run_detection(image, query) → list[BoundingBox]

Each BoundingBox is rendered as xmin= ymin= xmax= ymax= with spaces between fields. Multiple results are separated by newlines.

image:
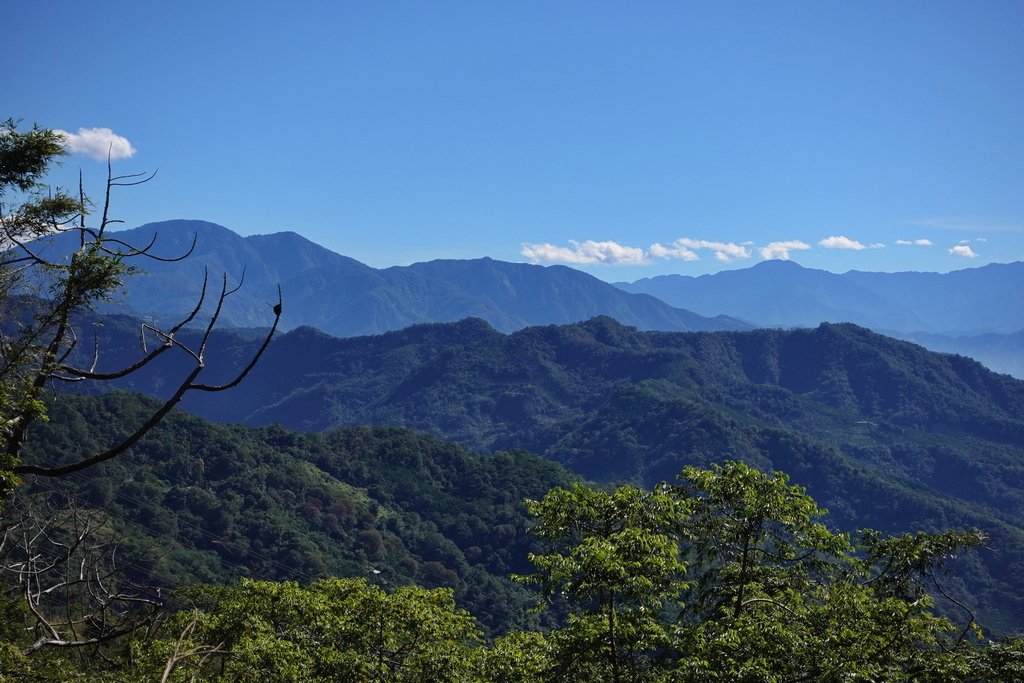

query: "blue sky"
xmin=9 ymin=1 xmax=1024 ymax=280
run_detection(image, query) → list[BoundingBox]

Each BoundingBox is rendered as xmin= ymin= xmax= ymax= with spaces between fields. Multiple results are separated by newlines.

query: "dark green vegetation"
xmin=5 ymin=454 xmax=1022 ymax=681
xmin=14 ymin=391 xmax=575 ymax=636
xmin=65 ymin=314 xmax=1024 ymax=633
xmin=33 ymin=219 xmax=747 ymax=336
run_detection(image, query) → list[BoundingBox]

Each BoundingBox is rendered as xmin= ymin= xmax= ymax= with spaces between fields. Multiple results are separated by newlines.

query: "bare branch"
xmin=930 ymin=573 xmax=976 ymax=650
xmin=56 ymin=330 xmax=173 ymax=381
xmin=191 ymin=285 xmax=281 ymax=392
xmin=740 ymin=597 xmax=802 ymax=621
xmin=55 ymin=270 xmax=210 ymax=381
xmin=53 ymin=322 xmax=81 ymax=367
xmin=1 ymin=224 xmax=51 ymax=267
xmin=110 ymin=169 xmax=158 ymax=187
xmin=160 ymin=615 xmax=226 ymax=683
xmin=13 ymin=364 xmax=203 ymax=477
xmin=98 ymin=230 xmax=198 ymax=263
xmin=78 ymin=170 xmax=86 ymax=246
xmin=0 ymin=499 xmax=164 ymax=657
xmin=16 ymin=277 xmax=279 ymax=475
xmin=197 ymin=273 xmax=231 ymax=361
xmin=23 ymin=622 xmax=150 ymax=655
xmin=167 ymin=268 xmax=210 ymax=335
xmin=225 ymin=265 xmax=246 ymax=297
xmin=102 ymin=230 xmax=159 ymax=257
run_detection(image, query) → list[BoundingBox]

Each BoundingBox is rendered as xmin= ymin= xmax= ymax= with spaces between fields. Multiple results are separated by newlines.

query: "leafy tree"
xmin=516 ymin=482 xmax=688 ymax=681
xmin=0 ymin=119 xmax=79 ymax=499
xmin=517 ymin=462 xmax=1023 ymax=682
xmin=474 ymin=630 xmax=553 ymax=682
xmin=135 ymin=578 xmax=482 ymax=682
xmin=676 ymin=460 xmax=852 ymax=621
xmin=667 ymin=462 xmax=968 ymax=680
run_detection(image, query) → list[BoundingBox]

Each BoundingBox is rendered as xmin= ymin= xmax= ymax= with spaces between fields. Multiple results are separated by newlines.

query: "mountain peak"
xmin=88 ymin=219 xmax=746 ymax=337
xmin=130 ymin=218 xmax=240 ymax=238
xmin=751 ymin=259 xmax=807 ymax=270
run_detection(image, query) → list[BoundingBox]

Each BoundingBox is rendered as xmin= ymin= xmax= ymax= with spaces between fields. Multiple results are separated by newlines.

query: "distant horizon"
xmin=113 ymin=217 xmax=1020 ymax=284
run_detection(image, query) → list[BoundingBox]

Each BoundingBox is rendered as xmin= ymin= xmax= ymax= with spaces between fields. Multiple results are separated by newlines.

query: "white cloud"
xmin=649 ymin=242 xmax=698 ymax=261
xmin=819 ymin=235 xmax=884 ymax=250
xmin=674 ymin=237 xmax=751 ymax=262
xmin=521 ymin=240 xmax=649 ymax=265
xmin=975 ymin=237 xmax=987 ymax=242
xmin=949 ymin=245 xmax=978 ymax=258
xmin=55 ymin=127 xmax=136 ymax=161
xmin=895 ymin=238 xmax=933 ymax=246
xmin=522 ymin=235 xmax=752 ymax=265
xmin=759 ymin=240 xmax=811 ymax=260
xmin=649 ymin=237 xmax=750 ymax=262
xmin=819 ymin=235 xmax=864 ymax=250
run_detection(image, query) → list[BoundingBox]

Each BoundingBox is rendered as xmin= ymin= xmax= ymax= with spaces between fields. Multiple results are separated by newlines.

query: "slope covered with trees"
xmin=12 ymin=391 xmax=575 ymax=637
xmin=54 ymin=314 xmax=1024 ymax=632
xmin=5 ymin=445 xmax=1022 ymax=681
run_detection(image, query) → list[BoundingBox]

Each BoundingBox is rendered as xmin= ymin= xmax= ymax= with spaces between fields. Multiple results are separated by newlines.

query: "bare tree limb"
xmin=0 ymin=499 xmax=164 ymax=657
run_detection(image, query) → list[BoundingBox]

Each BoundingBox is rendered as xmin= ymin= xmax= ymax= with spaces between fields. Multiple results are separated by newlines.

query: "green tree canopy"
xmin=517 ymin=461 xmax=1020 ymax=682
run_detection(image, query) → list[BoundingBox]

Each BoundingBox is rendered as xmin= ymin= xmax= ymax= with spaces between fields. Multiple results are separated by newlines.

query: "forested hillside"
xmin=15 ymin=392 xmax=575 ymax=636
xmin=58 ymin=314 xmax=1024 ymax=633
xmin=11 ymin=417 xmax=1021 ymax=680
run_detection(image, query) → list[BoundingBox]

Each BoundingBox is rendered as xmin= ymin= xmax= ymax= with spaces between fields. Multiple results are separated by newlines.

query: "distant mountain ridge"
xmin=31 ymin=219 xmax=746 ymax=336
xmin=617 ymin=259 xmax=1024 ymax=377
xmin=619 ymin=258 xmax=1024 ymax=334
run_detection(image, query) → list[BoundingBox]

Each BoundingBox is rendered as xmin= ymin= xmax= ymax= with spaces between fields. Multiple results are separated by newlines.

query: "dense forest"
xmin=13 ymin=392 xmax=574 ymax=636
xmin=4 ymin=120 xmax=1024 ymax=680
xmin=62 ymin=311 xmax=1024 ymax=633
xmin=4 ymin=392 xmax=1024 ymax=680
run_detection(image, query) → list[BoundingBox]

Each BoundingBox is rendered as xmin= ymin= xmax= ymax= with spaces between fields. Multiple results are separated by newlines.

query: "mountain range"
xmin=109 ymin=220 xmax=1024 ymax=340
xmin=30 ymin=219 xmax=745 ymax=336
xmin=28 ymin=220 xmax=1021 ymax=376
xmin=65 ymin=313 xmax=1024 ymax=633
xmin=619 ymin=258 xmax=1024 ymax=334
xmin=618 ymin=259 xmax=1024 ymax=377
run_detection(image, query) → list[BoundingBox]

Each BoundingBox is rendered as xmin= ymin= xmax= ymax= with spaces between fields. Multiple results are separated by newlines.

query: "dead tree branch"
xmin=0 ymin=498 xmax=164 ymax=657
